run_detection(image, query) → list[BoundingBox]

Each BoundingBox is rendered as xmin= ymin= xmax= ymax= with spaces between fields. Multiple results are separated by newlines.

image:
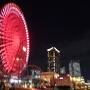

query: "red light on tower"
xmin=0 ymin=3 xmax=30 ymax=75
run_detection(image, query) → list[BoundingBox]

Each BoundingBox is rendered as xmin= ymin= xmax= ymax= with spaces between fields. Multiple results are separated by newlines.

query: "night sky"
xmin=1 ymin=1 xmax=90 ymax=80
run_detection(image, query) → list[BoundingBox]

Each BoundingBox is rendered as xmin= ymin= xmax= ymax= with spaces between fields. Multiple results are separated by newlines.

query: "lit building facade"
xmin=60 ymin=66 xmax=66 ymax=74
xmin=47 ymin=47 xmax=60 ymax=74
xmin=27 ymin=65 xmax=41 ymax=79
xmin=69 ymin=60 xmax=81 ymax=77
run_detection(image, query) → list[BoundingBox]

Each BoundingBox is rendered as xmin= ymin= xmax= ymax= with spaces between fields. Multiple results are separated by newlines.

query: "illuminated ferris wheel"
xmin=0 ymin=3 xmax=29 ymax=75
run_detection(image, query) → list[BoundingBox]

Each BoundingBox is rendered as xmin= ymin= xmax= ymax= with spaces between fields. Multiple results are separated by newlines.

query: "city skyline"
xmin=1 ymin=0 xmax=90 ymax=80
xmin=32 ymin=1 xmax=90 ymax=80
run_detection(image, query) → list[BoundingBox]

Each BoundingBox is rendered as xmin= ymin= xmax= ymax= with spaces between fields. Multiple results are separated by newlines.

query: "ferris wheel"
xmin=0 ymin=3 xmax=30 ymax=75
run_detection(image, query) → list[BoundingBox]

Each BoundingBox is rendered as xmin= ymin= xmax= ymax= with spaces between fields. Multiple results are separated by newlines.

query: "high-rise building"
xmin=60 ymin=66 xmax=66 ymax=74
xmin=47 ymin=47 xmax=60 ymax=74
xmin=69 ymin=60 xmax=81 ymax=77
